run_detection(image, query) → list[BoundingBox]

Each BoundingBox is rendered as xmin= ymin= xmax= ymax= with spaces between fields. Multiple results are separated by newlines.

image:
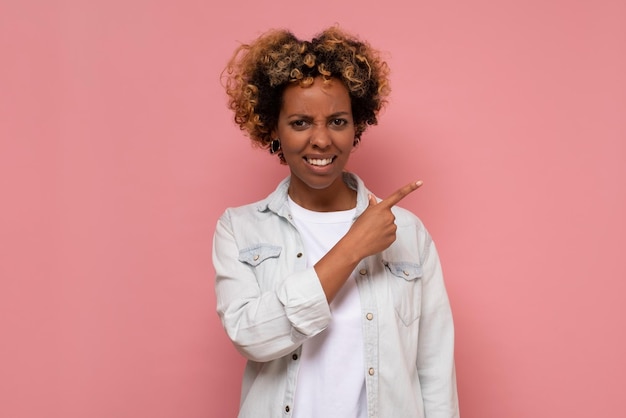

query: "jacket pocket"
xmin=383 ymin=260 xmax=423 ymax=326
xmin=238 ymin=244 xmax=282 ymax=267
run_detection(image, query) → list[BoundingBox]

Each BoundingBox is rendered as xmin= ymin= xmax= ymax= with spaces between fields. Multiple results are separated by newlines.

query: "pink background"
xmin=1 ymin=1 xmax=625 ymax=417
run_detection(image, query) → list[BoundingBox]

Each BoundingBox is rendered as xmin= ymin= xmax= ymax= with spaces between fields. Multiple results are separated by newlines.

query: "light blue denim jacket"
xmin=213 ymin=172 xmax=459 ymax=418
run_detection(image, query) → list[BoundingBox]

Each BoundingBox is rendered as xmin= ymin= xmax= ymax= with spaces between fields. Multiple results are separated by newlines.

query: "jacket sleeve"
xmin=416 ymin=230 xmax=460 ymax=418
xmin=212 ymin=210 xmax=332 ymax=362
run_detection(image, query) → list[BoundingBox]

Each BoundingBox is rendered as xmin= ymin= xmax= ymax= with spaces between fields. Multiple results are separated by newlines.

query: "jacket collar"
xmin=257 ymin=172 xmax=371 ymax=219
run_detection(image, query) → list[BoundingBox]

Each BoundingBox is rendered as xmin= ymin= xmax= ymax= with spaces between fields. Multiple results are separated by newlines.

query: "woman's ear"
xmin=269 ymin=138 xmax=281 ymax=154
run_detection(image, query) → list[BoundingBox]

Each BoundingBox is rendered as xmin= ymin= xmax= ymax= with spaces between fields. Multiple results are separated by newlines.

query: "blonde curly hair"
xmin=222 ymin=26 xmax=391 ymax=151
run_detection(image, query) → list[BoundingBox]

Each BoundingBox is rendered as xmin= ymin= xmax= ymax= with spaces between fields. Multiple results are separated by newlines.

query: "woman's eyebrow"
xmin=327 ymin=111 xmax=351 ymax=118
xmin=286 ymin=111 xmax=351 ymax=119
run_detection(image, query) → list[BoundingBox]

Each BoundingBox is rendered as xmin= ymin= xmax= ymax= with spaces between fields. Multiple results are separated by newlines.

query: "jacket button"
xmin=285 ymin=405 xmax=290 ymax=412
xmin=403 ymin=270 xmax=409 ymax=276
xmin=253 ymin=254 xmax=259 ymax=261
xmin=366 ymin=313 xmax=373 ymax=321
xmin=368 ymin=367 xmax=375 ymax=376
xmin=359 ymin=268 xmax=367 ymax=275
xmin=292 ymin=353 xmax=298 ymax=360
xmin=296 ymin=252 xmax=303 ymax=258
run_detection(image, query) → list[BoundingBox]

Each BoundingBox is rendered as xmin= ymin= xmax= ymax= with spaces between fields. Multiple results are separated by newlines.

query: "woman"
xmin=213 ymin=26 xmax=459 ymax=418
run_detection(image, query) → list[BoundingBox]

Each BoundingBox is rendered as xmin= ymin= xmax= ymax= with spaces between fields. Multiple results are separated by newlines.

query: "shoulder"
xmin=224 ymin=199 xmax=266 ymax=216
xmin=391 ymin=205 xmax=426 ymax=230
xmin=218 ymin=176 xmax=291 ymax=225
xmin=218 ymin=198 xmax=271 ymax=226
xmin=389 ymin=205 xmax=435 ymax=259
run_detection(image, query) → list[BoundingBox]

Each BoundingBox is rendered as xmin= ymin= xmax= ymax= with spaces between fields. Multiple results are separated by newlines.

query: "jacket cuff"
xmin=277 ymin=267 xmax=331 ymax=338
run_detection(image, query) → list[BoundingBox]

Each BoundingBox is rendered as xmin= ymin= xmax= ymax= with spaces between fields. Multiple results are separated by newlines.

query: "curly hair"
xmin=222 ymin=26 xmax=391 ymax=151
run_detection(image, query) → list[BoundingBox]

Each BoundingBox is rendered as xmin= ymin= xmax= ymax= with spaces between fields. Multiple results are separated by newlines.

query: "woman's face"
xmin=274 ymin=77 xmax=356 ymax=196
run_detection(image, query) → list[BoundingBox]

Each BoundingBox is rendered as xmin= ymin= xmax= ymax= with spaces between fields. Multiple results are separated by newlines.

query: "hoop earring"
xmin=269 ymin=138 xmax=281 ymax=154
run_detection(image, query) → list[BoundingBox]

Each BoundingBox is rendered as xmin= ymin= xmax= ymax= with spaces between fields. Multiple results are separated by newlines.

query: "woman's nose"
xmin=309 ymin=127 xmax=332 ymax=148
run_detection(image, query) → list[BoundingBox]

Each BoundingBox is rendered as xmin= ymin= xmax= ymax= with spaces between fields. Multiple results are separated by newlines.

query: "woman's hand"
xmin=314 ymin=180 xmax=423 ymax=302
xmin=347 ymin=180 xmax=423 ymax=259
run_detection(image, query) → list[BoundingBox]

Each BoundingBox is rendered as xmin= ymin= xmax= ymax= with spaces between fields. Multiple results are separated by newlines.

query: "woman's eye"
xmin=289 ymin=120 xmax=310 ymax=130
xmin=330 ymin=119 xmax=348 ymax=127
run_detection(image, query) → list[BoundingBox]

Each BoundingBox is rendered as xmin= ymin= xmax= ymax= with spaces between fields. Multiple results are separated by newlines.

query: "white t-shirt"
xmin=288 ymin=196 xmax=367 ymax=418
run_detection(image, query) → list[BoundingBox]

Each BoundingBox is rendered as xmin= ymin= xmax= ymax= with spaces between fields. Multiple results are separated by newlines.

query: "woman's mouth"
xmin=305 ymin=157 xmax=335 ymax=167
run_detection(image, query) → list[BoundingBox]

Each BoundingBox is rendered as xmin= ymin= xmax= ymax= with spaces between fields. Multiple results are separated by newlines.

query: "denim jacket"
xmin=213 ymin=172 xmax=459 ymax=418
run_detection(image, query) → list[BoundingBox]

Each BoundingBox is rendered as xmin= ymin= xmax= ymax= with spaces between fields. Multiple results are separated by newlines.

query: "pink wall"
xmin=1 ymin=1 xmax=624 ymax=417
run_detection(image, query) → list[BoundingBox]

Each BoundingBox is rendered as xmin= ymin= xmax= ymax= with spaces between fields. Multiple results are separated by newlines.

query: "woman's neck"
xmin=287 ymin=177 xmax=356 ymax=212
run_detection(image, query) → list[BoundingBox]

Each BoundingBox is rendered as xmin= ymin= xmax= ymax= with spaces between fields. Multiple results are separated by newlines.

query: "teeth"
xmin=307 ymin=157 xmax=333 ymax=166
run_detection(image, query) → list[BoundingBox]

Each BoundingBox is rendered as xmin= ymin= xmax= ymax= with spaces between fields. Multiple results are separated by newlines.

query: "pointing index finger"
xmin=379 ymin=180 xmax=423 ymax=208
